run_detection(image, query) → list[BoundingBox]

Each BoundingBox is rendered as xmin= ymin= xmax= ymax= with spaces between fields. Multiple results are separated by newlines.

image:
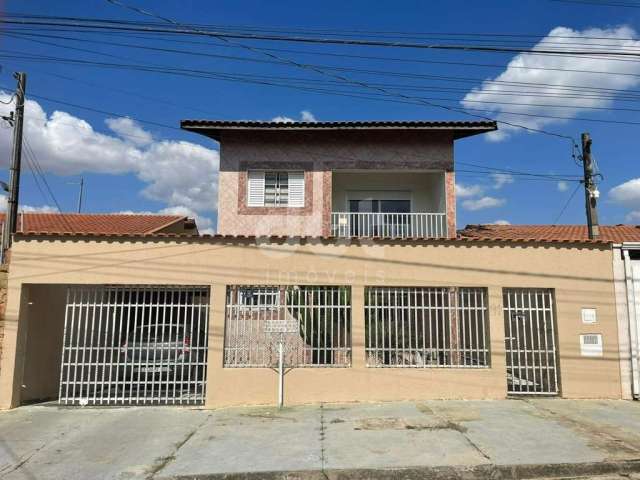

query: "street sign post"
xmin=265 ymin=319 xmax=299 ymax=408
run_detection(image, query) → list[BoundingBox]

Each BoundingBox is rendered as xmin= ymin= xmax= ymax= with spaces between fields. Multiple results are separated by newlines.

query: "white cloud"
xmin=271 ymin=110 xmax=317 ymax=123
xmin=462 ymin=196 xmax=506 ymax=211
xmin=0 ymin=92 xmax=220 ymax=219
xmin=120 ymin=205 xmax=215 ymax=234
xmin=271 ymin=115 xmax=295 ymax=123
xmin=0 ymin=194 xmax=57 ymax=213
xmin=557 ymin=181 xmax=569 ymax=192
xmin=492 ymin=219 xmax=511 ymax=225
xmin=104 ymin=117 xmax=153 ymax=147
xmin=300 ymin=110 xmax=316 ymax=122
xmin=491 ymin=173 xmax=514 ymax=189
xmin=626 ymin=211 xmax=640 ymax=222
xmin=456 ymin=182 xmax=484 ymax=198
xmin=609 ymin=177 xmax=640 ymax=222
xmin=461 ymin=26 xmax=640 ymax=141
xmin=610 ymin=178 xmax=640 ymax=208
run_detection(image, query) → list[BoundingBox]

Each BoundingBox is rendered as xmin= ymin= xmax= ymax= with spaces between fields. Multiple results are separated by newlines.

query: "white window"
xmin=238 ymin=287 xmax=280 ymax=307
xmin=247 ymin=171 xmax=304 ymax=207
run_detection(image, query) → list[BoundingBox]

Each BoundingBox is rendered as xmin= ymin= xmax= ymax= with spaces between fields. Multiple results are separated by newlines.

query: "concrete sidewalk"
xmin=1 ymin=399 xmax=640 ymax=479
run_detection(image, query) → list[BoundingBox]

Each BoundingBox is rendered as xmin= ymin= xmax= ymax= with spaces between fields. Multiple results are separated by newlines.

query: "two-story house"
xmin=181 ymin=120 xmax=496 ymax=238
xmin=0 ymin=119 xmax=634 ymax=410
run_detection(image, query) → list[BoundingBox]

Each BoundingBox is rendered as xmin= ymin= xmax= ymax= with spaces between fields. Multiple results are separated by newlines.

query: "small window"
xmin=265 ymin=172 xmax=289 ymax=206
xmin=238 ymin=287 xmax=280 ymax=307
xmin=247 ymin=171 xmax=304 ymax=208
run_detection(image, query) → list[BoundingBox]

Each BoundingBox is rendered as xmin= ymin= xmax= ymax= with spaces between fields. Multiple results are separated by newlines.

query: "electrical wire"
xmin=11 ymin=3 xmax=582 ymax=146
xmin=3 ymin=16 xmax=640 ymax=60
xmin=7 ymin=31 xmax=640 ymax=98
xmin=552 ymin=182 xmax=583 ymax=224
xmin=3 ymin=15 xmax=640 ymax=52
xmin=22 ymin=137 xmax=66 ymax=215
xmin=2 ymin=56 xmax=638 ymax=128
xmin=5 ymin=12 xmax=640 ymax=42
xmin=0 ymin=93 xmax=15 ymax=105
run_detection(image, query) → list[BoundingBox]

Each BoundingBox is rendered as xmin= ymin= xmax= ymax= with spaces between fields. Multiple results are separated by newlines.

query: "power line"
xmin=3 ymin=55 xmax=639 ymax=128
xmin=4 ymin=14 xmax=640 ymax=51
xmin=24 ymin=153 xmax=51 ymax=205
xmin=22 ymin=137 xmax=65 ymax=214
xmin=552 ymin=182 xmax=582 ymax=224
xmin=5 ymin=49 xmax=640 ymax=104
xmin=10 ymin=4 xmax=582 ymax=145
xmin=5 ymin=12 xmax=640 ymax=41
xmin=3 ymin=16 xmax=640 ymax=59
xmin=7 ymin=31 xmax=640 ymax=96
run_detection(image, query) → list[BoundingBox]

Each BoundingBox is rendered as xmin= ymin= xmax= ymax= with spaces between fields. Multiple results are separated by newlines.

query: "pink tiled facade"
xmin=445 ymin=171 xmax=457 ymax=237
xmin=217 ymin=130 xmax=456 ymax=237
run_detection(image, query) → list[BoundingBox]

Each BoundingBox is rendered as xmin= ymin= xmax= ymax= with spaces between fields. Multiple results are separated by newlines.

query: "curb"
xmin=159 ymin=459 xmax=640 ymax=480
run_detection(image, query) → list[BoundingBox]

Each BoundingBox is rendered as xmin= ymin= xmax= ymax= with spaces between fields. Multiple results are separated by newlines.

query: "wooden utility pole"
xmin=581 ymin=132 xmax=599 ymax=240
xmin=2 ymin=72 xmax=27 ymax=262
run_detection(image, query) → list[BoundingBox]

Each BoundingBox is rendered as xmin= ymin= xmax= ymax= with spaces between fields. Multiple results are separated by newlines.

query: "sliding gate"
xmin=59 ymin=285 xmax=210 ymax=406
xmin=503 ymin=288 xmax=559 ymax=395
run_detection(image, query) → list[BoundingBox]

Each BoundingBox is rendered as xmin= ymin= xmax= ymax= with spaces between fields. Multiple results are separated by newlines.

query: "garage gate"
xmin=59 ymin=285 xmax=210 ymax=406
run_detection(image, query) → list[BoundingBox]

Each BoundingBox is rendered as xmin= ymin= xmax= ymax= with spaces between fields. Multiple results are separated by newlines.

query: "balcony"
xmin=331 ymin=212 xmax=447 ymax=239
xmin=330 ymin=170 xmax=449 ymax=240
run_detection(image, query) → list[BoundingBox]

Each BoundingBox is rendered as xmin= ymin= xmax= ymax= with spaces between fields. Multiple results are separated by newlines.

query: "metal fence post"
xmin=351 ymin=285 xmax=366 ymax=369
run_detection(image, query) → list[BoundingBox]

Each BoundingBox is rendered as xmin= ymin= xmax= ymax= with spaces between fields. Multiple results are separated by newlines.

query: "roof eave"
xmin=180 ymin=121 xmax=498 ymax=142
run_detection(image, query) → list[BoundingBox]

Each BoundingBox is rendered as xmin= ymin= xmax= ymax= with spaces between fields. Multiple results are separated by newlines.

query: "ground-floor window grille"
xmin=59 ymin=285 xmax=210 ymax=406
xmin=503 ymin=288 xmax=559 ymax=395
xmin=365 ymin=287 xmax=490 ymax=368
xmin=224 ymin=285 xmax=351 ymax=367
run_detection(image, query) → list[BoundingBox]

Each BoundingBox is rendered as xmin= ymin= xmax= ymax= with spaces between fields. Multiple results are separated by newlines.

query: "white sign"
xmin=580 ymin=334 xmax=603 ymax=357
xmin=265 ymin=320 xmax=299 ymax=334
xmin=581 ymin=308 xmax=597 ymax=324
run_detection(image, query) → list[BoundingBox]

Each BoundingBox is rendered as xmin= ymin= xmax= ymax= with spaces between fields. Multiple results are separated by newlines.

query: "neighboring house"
xmin=181 ymin=120 xmax=497 ymax=238
xmin=0 ymin=119 xmax=638 ymax=410
xmin=0 ymin=212 xmax=199 ymax=236
xmin=461 ymin=223 xmax=640 ymax=401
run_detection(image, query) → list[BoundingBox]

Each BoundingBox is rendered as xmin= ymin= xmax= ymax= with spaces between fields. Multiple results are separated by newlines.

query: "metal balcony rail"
xmin=331 ymin=212 xmax=447 ymax=239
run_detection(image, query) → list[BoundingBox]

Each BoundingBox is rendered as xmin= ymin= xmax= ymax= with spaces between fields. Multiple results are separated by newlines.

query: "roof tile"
xmin=0 ymin=213 xmax=187 ymax=235
xmin=458 ymin=224 xmax=640 ymax=244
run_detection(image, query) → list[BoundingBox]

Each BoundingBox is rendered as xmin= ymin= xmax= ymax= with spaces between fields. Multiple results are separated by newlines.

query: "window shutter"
xmin=247 ymin=171 xmax=265 ymax=207
xmin=288 ymin=171 xmax=305 ymax=207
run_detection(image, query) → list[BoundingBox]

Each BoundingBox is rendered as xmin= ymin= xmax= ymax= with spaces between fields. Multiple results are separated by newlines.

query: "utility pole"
xmin=581 ymin=132 xmax=600 ymax=240
xmin=1 ymin=72 xmax=26 ymax=262
xmin=77 ymin=177 xmax=84 ymax=213
xmin=68 ymin=177 xmax=84 ymax=213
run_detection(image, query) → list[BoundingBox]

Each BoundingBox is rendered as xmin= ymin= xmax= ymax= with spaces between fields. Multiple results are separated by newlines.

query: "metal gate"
xmin=223 ymin=285 xmax=351 ymax=368
xmin=365 ymin=287 xmax=490 ymax=368
xmin=503 ymin=288 xmax=559 ymax=395
xmin=59 ymin=285 xmax=210 ymax=406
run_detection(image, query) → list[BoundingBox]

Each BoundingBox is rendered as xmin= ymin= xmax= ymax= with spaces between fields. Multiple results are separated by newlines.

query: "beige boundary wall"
xmin=0 ymin=235 xmax=622 ymax=409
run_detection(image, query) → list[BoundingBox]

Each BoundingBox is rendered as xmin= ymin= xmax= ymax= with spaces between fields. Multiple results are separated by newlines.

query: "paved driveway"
xmin=1 ymin=399 xmax=640 ymax=479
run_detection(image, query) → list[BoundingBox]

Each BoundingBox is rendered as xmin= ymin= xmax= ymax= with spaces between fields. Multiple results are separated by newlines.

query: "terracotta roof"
xmin=180 ymin=119 xmax=497 ymax=140
xmin=12 ymin=229 xmax=614 ymax=246
xmin=458 ymin=224 xmax=640 ymax=244
xmin=0 ymin=213 xmax=191 ymax=235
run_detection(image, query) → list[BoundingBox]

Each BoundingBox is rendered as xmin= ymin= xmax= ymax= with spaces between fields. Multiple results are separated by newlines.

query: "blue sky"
xmin=1 ymin=0 xmax=639 ymax=232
